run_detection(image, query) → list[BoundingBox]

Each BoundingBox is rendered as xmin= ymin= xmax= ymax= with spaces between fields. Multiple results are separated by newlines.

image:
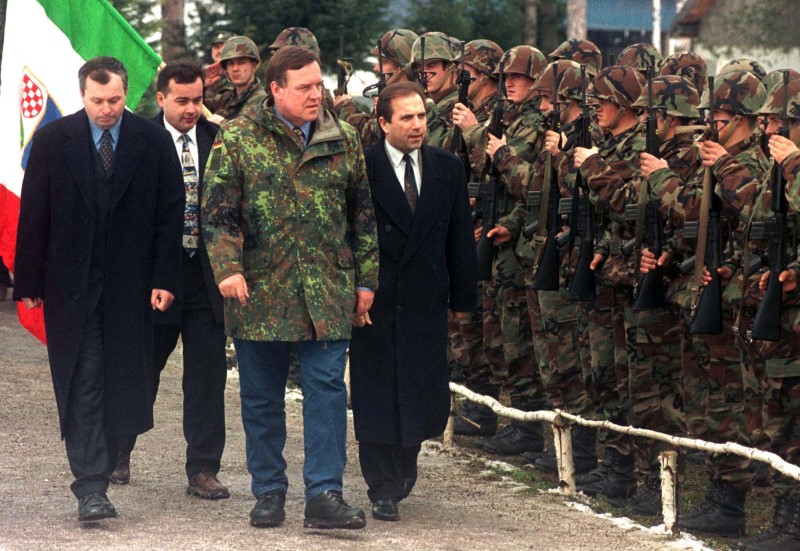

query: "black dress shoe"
xmin=250 ymin=488 xmax=286 ymax=527
xmin=304 ymin=490 xmax=366 ymax=529
xmin=78 ymin=493 xmax=117 ymax=522
xmin=372 ymin=499 xmax=399 ymax=521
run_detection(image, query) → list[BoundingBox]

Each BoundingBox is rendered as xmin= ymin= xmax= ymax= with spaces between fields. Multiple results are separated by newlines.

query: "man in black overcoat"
xmin=109 ymin=60 xmax=229 ymax=499
xmin=349 ymin=81 xmax=477 ymax=522
xmin=13 ymin=57 xmax=184 ymax=522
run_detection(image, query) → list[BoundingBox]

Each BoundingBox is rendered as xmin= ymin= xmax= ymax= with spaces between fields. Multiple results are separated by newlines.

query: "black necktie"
xmin=98 ymin=130 xmax=113 ymax=174
xmin=403 ymin=154 xmax=418 ymax=213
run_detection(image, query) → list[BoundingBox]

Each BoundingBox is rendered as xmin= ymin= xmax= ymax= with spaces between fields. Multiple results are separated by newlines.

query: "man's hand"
xmin=452 ymin=102 xmax=478 ymax=131
xmin=207 ymin=113 xmax=225 ymax=125
xmin=486 ymin=225 xmax=512 ymax=244
xmin=21 ymin=297 xmax=42 ymax=309
xmin=474 ymin=226 xmax=484 ymax=243
xmin=701 ymin=265 xmax=733 ymax=286
xmin=640 ymin=152 xmax=668 ymax=179
xmin=352 ymin=311 xmax=372 ymax=328
xmin=544 ymin=130 xmax=568 ymax=155
xmin=759 ymin=269 xmax=799 ymax=293
xmin=573 ymin=146 xmax=599 ymax=169
xmin=590 ymin=253 xmax=604 ymax=271
xmin=448 ymin=310 xmax=468 ymax=322
xmin=151 ymin=289 xmax=175 ymax=311
xmin=770 ymin=134 xmax=799 ymax=165
xmin=487 ymin=134 xmax=507 ymax=158
xmin=700 ymin=140 xmax=728 ymax=167
xmin=333 ymin=93 xmax=352 ymax=107
xmin=354 ymin=289 xmax=375 ymax=317
xmin=639 ymin=248 xmax=671 ymax=274
xmin=219 ymin=274 xmax=249 ymax=306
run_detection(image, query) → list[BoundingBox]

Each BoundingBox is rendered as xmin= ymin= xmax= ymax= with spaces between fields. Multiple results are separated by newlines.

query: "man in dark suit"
xmin=349 ymin=81 xmax=477 ymax=522
xmin=109 ymin=60 xmax=229 ymax=500
xmin=13 ymin=57 xmax=184 ymax=522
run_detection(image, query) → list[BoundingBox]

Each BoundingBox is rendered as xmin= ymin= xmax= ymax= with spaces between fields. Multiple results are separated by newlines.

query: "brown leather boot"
xmin=109 ymin=450 xmax=131 ymax=485
xmin=187 ymin=471 xmax=230 ymax=499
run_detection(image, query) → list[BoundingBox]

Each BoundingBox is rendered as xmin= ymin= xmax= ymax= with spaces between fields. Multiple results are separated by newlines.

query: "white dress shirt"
xmin=164 ymin=120 xmax=199 ymax=167
xmin=384 ymin=141 xmax=421 ymax=195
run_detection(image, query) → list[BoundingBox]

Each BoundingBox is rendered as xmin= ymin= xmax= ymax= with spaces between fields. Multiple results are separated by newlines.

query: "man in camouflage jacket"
xmin=201 ymin=46 xmax=378 ymax=530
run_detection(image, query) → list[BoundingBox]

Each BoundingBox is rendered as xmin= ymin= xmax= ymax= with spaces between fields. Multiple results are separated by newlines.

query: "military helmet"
xmin=659 ymin=51 xmax=707 ymax=95
xmin=462 ymin=39 xmax=504 ymax=77
xmin=411 ymin=32 xmax=460 ymax=64
xmin=587 ymin=65 xmax=645 ymax=109
xmin=548 ymin=38 xmax=602 ymax=77
xmin=617 ymin=43 xmax=663 ymax=74
xmin=370 ymin=29 xmax=418 ymax=67
xmin=758 ymin=72 xmax=800 ymax=118
xmin=211 ymin=31 xmax=234 ymax=45
xmin=700 ymin=70 xmax=766 ymax=116
xmin=268 ymin=27 xmax=320 ymax=56
xmin=495 ymin=46 xmax=548 ymax=80
xmin=220 ymin=36 xmax=261 ymax=66
xmin=531 ymin=60 xmax=588 ymax=102
xmin=762 ymin=69 xmax=800 ymax=97
xmin=718 ymin=58 xmax=766 ymax=81
xmin=632 ymin=75 xmax=701 ymax=119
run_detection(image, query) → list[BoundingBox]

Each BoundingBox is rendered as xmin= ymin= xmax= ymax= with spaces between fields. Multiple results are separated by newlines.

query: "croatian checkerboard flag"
xmin=0 ymin=0 xmax=161 ymax=343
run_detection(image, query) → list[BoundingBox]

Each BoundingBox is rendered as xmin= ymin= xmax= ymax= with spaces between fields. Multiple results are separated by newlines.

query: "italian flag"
xmin=0 ymin=0 xmax=162 ymax=343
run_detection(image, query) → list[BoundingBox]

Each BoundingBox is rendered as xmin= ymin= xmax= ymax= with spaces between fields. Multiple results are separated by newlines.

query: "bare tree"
xmin=523 ymin=0 xmax=538 ymax=45
xmin=566 ymin=0 xmax=587 ymax=39
xmin=161 ymin=0 xmax=187 ymax=61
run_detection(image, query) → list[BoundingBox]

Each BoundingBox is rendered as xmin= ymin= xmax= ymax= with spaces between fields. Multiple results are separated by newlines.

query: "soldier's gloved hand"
xmin=640 ymin=152 xmax=668 ymax=178
xmin=452 ymin=103 xmax=478 ymax=131
xmin=770 ymin=134 xmax=799 ymax=165
xmin=219 ymin=274 xmax=249 ymax=306
xmin=700 ymin=140 xmax=729 ymax=167
xmin=573 ymin=146 xmax=599 ymax=169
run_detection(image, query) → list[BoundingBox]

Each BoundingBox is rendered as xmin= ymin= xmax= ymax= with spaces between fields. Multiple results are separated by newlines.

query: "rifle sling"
xmin=633 ymin=180 xmax=648 ymax=281
xmin=532 ymin=153 xmax=554 ymax=272
xmin=690 ymin=167 xmax=713 ymax=314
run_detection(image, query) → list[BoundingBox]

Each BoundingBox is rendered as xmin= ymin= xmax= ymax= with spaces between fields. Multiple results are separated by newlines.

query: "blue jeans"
xmin=234 ymin=339 xmax=349 ymax=501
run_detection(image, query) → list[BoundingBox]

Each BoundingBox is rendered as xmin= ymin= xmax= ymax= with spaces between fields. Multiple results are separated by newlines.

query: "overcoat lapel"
xmin=62 ymin=110 xmax=97 ymax=210
xmin=109 ymin=111 xmax=146 ymax=210
xmin=400 ymin=144 xmax=447 ymax=264
xmin=368 ymin=143 xmax=414 ymax=237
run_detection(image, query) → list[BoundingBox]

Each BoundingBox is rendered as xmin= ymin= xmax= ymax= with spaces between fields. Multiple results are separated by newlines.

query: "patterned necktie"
xmin=98 ymin=130 xmax=113 ymax=174
xmin=402 ymin=153 xmax=419 ymax=214
xmin=181 ymin=134 xmax=199 ymax=256
xmin=293 ymin=126 xmax=305 ymax=148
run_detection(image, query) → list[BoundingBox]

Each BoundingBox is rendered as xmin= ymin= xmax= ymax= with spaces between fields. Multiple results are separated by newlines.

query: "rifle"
xmin=475 ymin=59 xmax=506 ymax=280
xmin=689 ymin=76 xmax=723 ymax=334
xmin=566 ymin=66 xmax=597 ymax=301
xmin=750 ymin=70 xmax=792 ymax=341
xmin=334 ymin=25 xmax=353 ymax=96
xmin=633 ymin=56 xmax=667 ymax=310
xmin=450 ymin=41 xmax=473 ymax=181
xmin=532 ymin=63 xmax=564 ymax=291
xmin=362 ymin=39 xmax=386 ymax=99
xmin=417 ymin=36 xmax=428 ymax=93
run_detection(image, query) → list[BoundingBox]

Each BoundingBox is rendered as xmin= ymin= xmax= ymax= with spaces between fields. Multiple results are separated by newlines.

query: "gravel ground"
xmin=0 ymin=294 xmax=698 ymax=550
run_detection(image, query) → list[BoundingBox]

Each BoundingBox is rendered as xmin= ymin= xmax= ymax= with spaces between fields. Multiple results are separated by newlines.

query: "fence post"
xmin=554 ymin=416 xmax=575 ymax=495
xmin=660 ymin=450 xmax=678 ymax=534
xmin=444 ymin=391 xmax=456 ymax=449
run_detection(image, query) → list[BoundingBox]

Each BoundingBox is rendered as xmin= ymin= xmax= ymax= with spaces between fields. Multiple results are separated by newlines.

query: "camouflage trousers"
xmin=452 ymin=281 xmax=493 ymax=393
xmin=626 ymin=301 xmax=685 ymax=476
xmin=531 ymin=287 xmax=593 ymax=417
xmin=748 ymin=305 xmax=800 ymax=498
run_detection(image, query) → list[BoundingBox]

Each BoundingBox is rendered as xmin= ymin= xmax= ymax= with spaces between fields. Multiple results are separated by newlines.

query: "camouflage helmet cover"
xmin=462 ymin=39 xmax=504 ymax=77
xmin=268 ymin=27 xmax=320 ymax=56
xmin=659 ymin=51 xmax=707 ymax=95
xmin=220 ymin=36 xmax=261 ymax=66
xmin=211 ymin=31 xmax=234 ymax=45
xmin=531 ymin=60 xmax=589 ymax=102
xmin=495 ymin=45 xmax=548 ymax=80
xmin=718 ymin=58 xmax=767 ymax=81
xmin=548 ymin=38 xmax=602 ymax=76
xmin=762 ymin=69 xmax=800 ymax=98
xmin=587 ymin=65 xmax=645 ymax=109
xmin=370 ymin=29 xmax=419 ymax=67
xmin=701 ymin=70 xmax=766 ymax=116
xmin=411 ymin=31 xmax=460 ymax=64
xmin=632 ymin=75 xmax=701 ymax=119
xmin=617 ymin=43 xmax=663 ymax=74
xmin=758 ymin=71 xmax=800 ymax=118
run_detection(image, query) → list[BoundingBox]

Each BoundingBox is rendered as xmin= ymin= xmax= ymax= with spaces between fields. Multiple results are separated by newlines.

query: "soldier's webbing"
xmin=532 ymin=153 xmax=554 ymax=273
xmin=690 ymin=167 xmax=713 ymax=314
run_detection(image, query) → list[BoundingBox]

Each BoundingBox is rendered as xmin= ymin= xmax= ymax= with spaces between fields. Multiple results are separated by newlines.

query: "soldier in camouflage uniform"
xmin=549 ymin=38 xmax=603 ymax=77
xmin=639 ymin=70 xmax=769 ymax=535
xmin=617 ymin=43 xmax=663 ymax=75
xmin=719 ymin=58 xmax=767 ymax=82
xmin=488 ymin=61 xmax=599 ymax=473
xmin=467 ymin=46 xmax=550 ymax=456
xmin=411 ymin=31 xmax=461 ymax=147
xmin=201 ymin=46 xmax=379 ymax=530
xmin=207 ymin=36 xmax=267 ymax=121
xmin=334 ymin=29 xmax=419 ymax=149
xmin=571 ymin=65 xmax=646 ymax=500
xmin=204 ymin=31 xmax=235 ymax=115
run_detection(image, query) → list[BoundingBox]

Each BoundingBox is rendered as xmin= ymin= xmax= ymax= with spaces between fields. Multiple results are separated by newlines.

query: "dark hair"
xmin=376 ymin=81 xmax=426 ymax=122
xmin=79 ymin=56 xmax=128 ymax=93
xmin=157 ymin=59 xmax=205 ymax=94
xmin=264 ymin=46 xmax=320 ymax=103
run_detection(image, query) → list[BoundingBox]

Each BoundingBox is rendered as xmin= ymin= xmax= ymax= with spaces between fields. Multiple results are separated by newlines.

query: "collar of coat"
xmin=241 ymin=100 xmax=348 ymax=149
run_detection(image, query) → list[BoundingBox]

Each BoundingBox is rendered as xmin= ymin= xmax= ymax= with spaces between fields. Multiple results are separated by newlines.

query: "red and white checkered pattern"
xmin=20 ymin=74 xmax=44 ymax=118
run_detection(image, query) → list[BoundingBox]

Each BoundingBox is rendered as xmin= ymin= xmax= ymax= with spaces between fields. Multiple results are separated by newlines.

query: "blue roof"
xmin=588 ymin=0 xmax=677 ymax=31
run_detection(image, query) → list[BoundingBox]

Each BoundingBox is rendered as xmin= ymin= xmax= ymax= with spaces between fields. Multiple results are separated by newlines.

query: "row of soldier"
xmin=235 ymin=26 xmax=800 ymax=551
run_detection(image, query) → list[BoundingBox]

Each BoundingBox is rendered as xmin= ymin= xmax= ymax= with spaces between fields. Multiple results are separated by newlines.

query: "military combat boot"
xmin=576 ymin=447 xmax=637 ymax=500
xmin=677 ymin=480 xmax=746 ymax=537
xmin=531 ymin=426 xmax=597 ymax=475
xmin=627 ymin=476 xmax=662 ymax=516
xmin=736 ymin=496 xmax=800 ymax=551
xmin=479 ymin=421 xmax=544 ymax=456
xmin=575 ymin=446 xmax=612 ymax=486
xmin=454 ymin=401 xmax=498 ymax=437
